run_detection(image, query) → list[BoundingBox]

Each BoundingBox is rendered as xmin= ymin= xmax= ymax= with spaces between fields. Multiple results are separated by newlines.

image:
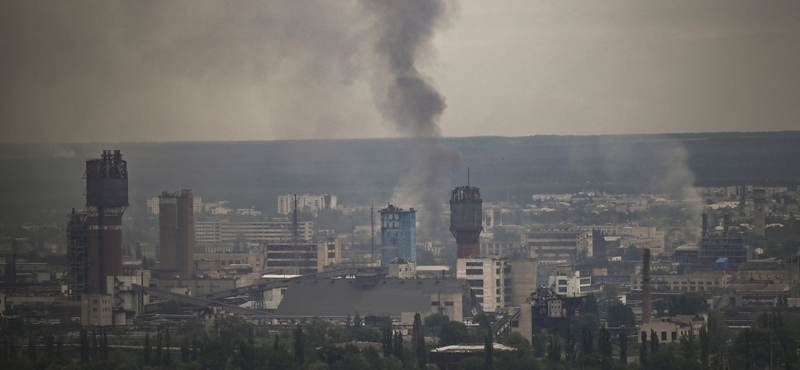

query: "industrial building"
xmin=159 ymin=190 xmax=195 ymax=278
xmin=450 ymin=186 xmax=483 ymax=258
xmin=258 ymin=238 xmax=341 ymax=275
xmin=277 ymin=194 xmax=337 ymax=215
xmin=379 ymin=204 xmax=416 ymax=266
xmin=195 ymin=220 xmax=313 ymax=244
xmin=698 ymin=213 xmax=749 ymax=267
xmin=512 ymin=286 xmax=588 ymax=343
xmin=273 ymin=274 xmax=475 ymax=323
xmin=68 ymin=150 xmax=128 ymax=298
xmin=456 ymin=257 xmax=538 ymax=312
xmin=522 ymin=228 xmax=588 ymax=263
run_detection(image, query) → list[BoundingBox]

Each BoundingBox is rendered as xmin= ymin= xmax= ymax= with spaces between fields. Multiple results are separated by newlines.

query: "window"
xmin=431 ymin=301 xmax=440 ymax=306
xmin=466 ymin=269 xmax=483 ymax=275
xmin=466 ymin=262 xmax=483 ymax=267
xmin=558 ymin=287 xmax=567 ymax=293
xmin=661 ymin=332 xmax=667 ymax=341
xmin=672 ymin=332 xmax=677 ymax=341
xmin=445 ymin=301 xmax=454 ymax=306
xmin=496 ymin=279 xmax=501 ymax=286
xmin=472 ymin=289 xmax=484 ymax=296
xmin=558 ymin=280 xmax=567 ymax=286
xmin=467 ymin=279 xmax=484 ymax=287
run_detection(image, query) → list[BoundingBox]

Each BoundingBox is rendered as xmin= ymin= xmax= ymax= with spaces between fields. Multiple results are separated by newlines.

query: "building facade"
xmin=277 ymin=194 xmax=337 ymax=215
xmin=81 ymin=294 xmax=112 ymax=326
xmin=456 ymin=257 xmax=538 ymax=312
xmin=379 ymin=204 xmax=416 ymax=266
xmin=159 ymin=190 xmax=195 ymax=278
xmin=195 ymin=220 xmax=313 ymax=244
xmin=258 ymin=238 xmax=341 ymax=275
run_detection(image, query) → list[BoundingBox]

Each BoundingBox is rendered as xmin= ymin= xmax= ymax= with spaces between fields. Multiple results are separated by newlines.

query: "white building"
xmin=195 ymin=220 xmax=313 ymax=244
xmin=148 ymin=196 xmax=202 ymax=214
xmin=277 ymin=194 xmax=337 ymax=215
xmin=456 ymin=257 xmax=538 ymax=312
xmin=549 ymin=266 xmax=592 ymax=297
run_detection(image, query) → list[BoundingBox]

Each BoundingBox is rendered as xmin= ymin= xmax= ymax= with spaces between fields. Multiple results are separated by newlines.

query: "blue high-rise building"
xmin=379 ymin=204 xmax=416 ymax=266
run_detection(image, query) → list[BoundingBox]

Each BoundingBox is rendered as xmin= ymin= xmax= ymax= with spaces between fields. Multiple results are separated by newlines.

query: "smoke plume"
xmin=365 ymin=0 xmax=464 ymax=239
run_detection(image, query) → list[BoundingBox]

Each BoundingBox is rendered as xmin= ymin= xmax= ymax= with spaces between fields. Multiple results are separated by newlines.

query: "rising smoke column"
xmin=365 ymin=0 xmax=464 ymax=239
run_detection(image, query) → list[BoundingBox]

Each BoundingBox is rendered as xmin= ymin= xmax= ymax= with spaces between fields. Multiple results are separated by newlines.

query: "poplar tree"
xmin=293 ymin=324 xmax=304 ymax=365
xmin=143 ymin=333 xmax=151 ymax=365
xmin=484 ymin=330 xmax=493 ymax=370
xmin=640 ymin=331 xmax=647 ymax=367
xmin=413 ymin=313 xmax=426 ymax=369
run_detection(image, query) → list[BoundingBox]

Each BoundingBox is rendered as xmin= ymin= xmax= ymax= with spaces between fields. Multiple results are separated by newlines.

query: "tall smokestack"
xmin=642 ymin=248 xmax=651 ymax=324
xmin=753 ymin=189 xmax=767 ymax=237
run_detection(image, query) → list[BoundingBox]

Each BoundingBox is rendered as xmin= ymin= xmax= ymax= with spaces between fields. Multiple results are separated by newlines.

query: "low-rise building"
xmin=632 ymin=272 xmax=732 ymax=292
xmin=81 ymin=294 xmax=112 ymax=327
xmin=639 ymin=315 xmax=706 ymax=344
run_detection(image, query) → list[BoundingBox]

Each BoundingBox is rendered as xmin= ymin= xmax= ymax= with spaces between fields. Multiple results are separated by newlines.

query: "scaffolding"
xmin=67 ymin=210 xmax=88 ymax=300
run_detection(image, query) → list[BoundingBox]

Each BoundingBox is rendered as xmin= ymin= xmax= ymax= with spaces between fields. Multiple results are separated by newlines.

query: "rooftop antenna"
xmin=371 ymin=204 xmax=375 ymax=263
xmin=467 ymin=167 xmax=470 ymax=187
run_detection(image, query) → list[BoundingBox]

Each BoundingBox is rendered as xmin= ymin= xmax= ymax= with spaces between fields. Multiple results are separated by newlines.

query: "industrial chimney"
xmin=642 ymin=248 xmax=651 ymax=324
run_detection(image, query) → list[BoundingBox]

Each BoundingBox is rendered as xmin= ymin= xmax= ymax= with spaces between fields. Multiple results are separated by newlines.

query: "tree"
xmin=599 ymin=327 xmax=612 ymax=358
xmin=607 ymin=302 xmax=636 ymax=327
xmin=393 ymin=331 xmax=403 ymax=360
xmin=581 ymin=327 xmax=593 ymax=354
xmin=651 ymin=329 xmax=659 ymax=353
xmin=669 ymin=292 xmax=710 ymax=316
xmin=101 ymin=329 xmax=109 ymax=361
xmin=293 ymin=323 xmax=305 ymax=366
xmin=440 ymin=321 xmax=469 ymax=346
xmin=680 ymin=333 xmax=696 ymax=361
xmin=619 ymin=330 xmax=627 ymax=365
xmin=56 ymin=335 xmax=64 ymax=359
xmin=640 ymin=331 xmax=647 ymax=368
xmin=564 ymin=327 xmax=576 ymax=362
xmin=586 ymin=293 xmax=599 ymax=316
xmin=181 ymin=339 xmax=190 ymax=363
xmin=28 ymin=332 xmax=36 ymax=362
xmin=425 ymin=313 xmax=449 ymax=338
xmin=143 ymin=333 xmax=151 ymax=365
xmin=156 ymin=330 xmax=162 ymax=366
xmin=699 ymin=325 xmax=709 ymax=368
xmin=412 ymin=313 xmax=426 ymax=369
xmin=382 ymin=326 xmax=392 ymax=357
xmin=163 ymin=328 xmax=171 ymax=367
xmin=547 ymin=331 xmax=561 ymax=363
xmin=484 ymin=330 xmax=493 ymax=370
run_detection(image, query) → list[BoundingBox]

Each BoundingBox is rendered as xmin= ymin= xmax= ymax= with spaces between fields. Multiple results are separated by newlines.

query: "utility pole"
xmin=371 ymin=204 xmax=375 ymax=264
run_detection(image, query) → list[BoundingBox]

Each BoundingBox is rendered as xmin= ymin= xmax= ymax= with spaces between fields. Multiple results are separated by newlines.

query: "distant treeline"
xmin=1 ymin=132 xmax=799 ymax=223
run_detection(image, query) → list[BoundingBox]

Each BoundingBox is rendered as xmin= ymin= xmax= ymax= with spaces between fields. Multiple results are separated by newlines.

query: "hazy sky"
xmin=2 ymin=0 xmax=799 ymax=143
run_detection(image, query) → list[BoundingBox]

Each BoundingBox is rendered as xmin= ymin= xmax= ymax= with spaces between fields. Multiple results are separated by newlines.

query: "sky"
xmin=1 ymin=0 xmax=799 ymax=144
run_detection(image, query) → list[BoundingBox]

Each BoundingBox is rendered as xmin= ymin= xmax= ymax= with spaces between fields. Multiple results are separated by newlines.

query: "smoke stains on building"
xmin=450 ymin=186 xmax=483 ymax=259
xmin=68 ymin=150 xmax=129 ymax=298
xmin=159 ymin=190 xmax=195 ymax=278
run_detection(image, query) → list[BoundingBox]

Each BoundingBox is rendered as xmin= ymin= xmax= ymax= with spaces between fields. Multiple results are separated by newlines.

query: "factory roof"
xmin=274 ymin=277 xmax=469 ymax=317
xmin=431 ymin=343 xmax=516 ymax=353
